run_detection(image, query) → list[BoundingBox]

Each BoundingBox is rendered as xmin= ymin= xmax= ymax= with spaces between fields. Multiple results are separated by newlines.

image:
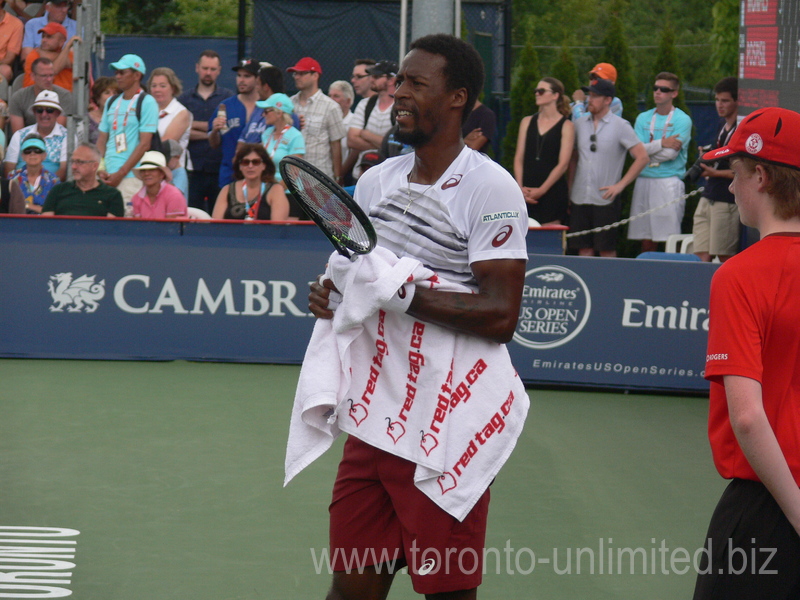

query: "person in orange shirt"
xmin=22 ymin=21 xmax=77 ymax=91
xmin=0 ymin=4 xmax=23 ymax=83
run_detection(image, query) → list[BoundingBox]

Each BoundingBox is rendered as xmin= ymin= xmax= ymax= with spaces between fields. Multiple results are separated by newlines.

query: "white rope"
xmin=565 ymin=186 xmax=704 ymax=239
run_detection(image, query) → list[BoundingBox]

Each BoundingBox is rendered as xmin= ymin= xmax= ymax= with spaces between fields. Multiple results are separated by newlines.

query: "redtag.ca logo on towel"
xmin=513 ymin=265 xmax=591 ymax=350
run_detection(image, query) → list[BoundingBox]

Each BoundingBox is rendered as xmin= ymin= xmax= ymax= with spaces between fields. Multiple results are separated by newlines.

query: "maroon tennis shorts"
xmin=329 ymin=435 xmax=490 ymax=595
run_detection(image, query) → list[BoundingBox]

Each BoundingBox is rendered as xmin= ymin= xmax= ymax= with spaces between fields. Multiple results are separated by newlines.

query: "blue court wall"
xmin=0 ymin=216 xmax=716 ymax=393
xmin=101 ymin=36 xmax=242 ymax=92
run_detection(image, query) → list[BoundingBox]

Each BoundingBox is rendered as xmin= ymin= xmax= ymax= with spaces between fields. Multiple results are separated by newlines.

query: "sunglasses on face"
xmin=535 ymin=88 xmax=552 ymax=95
xmin=653 ymin=85 xmax=674 ymax=93
xmin=351 ymin=73 xmax=369 ymax=80
xmin=590 ymin=134 xmax=597 ymax=152
xmin=240 ymin=158 xmax=263 ymax=167
xmin=23 ymin=148 xmax=45 ymax=155
xmin=262 ymin=108 xmax=274 ymax=114
xmin=34 ymin=107 xmax=58 ymax=114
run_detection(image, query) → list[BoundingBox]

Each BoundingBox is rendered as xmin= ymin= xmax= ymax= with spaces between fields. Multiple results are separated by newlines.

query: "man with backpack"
xmin=96 ymin=53 xmax=158 ymax=215
xmin=345 ymin=59 xmax=397 ymax=180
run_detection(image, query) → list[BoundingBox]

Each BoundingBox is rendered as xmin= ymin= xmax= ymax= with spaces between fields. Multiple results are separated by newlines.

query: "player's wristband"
xmin=383 ymin=283 xmax=414 ymax=314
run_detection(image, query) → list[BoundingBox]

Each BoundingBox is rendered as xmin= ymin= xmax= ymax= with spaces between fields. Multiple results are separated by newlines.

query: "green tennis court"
xmin=0 ymin=359 xmax=723 ymax=599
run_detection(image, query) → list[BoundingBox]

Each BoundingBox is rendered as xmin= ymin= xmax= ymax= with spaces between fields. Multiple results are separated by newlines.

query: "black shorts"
xmin=693 ymin=478 xmax=800 ymax=600
xmin=567 ymin=198 xmax=621 ymax=252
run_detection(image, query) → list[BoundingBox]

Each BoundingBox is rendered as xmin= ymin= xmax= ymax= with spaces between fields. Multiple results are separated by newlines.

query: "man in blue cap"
xmin=95 ymin=53 xmax=158 ymax=215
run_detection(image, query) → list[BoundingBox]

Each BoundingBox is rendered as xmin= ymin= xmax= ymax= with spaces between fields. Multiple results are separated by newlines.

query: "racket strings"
xmin=290 ymin=167 xmax=373 ymax=251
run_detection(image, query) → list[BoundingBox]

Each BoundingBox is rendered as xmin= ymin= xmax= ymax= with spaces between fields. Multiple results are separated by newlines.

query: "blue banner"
xmin=508 ymin=255 xmax=719 ymax=392
xmin=0 ymin=218 xmax=331 ymax=362
xmin=0 ymin=217 xmax=715 ymax=392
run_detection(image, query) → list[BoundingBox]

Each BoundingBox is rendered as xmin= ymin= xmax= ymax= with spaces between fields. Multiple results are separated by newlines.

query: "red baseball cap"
xmin=39 ymin=22 xmax=68 ymax=37
xmin=287 ymin=57 xmax=322 ymax=75
xmin=703 ymin=107 xmax=800 ymax=171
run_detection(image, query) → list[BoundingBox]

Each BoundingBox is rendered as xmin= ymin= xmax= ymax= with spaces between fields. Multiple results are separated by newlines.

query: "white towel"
xmin=328 ymin=246 xmax=432 ymax=333
xmin=285 ymin=248 xmax=530 ymax=521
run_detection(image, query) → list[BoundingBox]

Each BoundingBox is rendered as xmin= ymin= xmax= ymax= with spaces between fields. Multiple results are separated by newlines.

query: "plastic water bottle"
xmin=218 ymin=104 xmax=230 ymax=135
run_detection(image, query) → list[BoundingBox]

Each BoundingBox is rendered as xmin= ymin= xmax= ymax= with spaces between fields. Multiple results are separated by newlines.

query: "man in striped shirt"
xmin=288 ymin=56 xmax=346 ymax=183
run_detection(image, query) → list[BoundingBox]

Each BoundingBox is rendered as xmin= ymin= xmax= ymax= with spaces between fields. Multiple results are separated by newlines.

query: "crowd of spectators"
xmin=0 ymin=42 xmax=472 ymax=222
xmin=0 ymin=21 xmax=740 ymax=260
xmin=515 ymin=63 xmax=741 ymax=260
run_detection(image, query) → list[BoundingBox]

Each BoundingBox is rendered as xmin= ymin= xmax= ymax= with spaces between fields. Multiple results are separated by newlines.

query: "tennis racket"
xmin=279 ymin=156 xmax=376 ymax=259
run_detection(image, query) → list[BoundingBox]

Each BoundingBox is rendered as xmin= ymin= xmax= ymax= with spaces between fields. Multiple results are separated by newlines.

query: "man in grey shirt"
xmin=9 ymin=56 xmax=73 ymax=133
xmin=569 ymin=78 xmax=648 ymax=257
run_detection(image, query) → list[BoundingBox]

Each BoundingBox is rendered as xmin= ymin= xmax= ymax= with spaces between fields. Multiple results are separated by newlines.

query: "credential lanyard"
xmin=717 ymin=121 xmax=737 ymax=149
xmin=242 ymin=181 xmax=266 ymax=217
xmin=649 ymin=107 xmax=675 ymax=142
xmin=111 ymin=90 xmax=142 ymax=132
xmin=267 ymin=125 xmax=290 ymax=159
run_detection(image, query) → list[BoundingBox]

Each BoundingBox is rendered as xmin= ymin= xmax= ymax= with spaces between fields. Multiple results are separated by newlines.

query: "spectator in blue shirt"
xmin=208 ymin=58 xmax=260 ymax=191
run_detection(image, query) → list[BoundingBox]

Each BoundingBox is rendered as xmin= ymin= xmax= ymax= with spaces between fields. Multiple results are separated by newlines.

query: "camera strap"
xmin=717 ymin=121 xmax=737 ymax=148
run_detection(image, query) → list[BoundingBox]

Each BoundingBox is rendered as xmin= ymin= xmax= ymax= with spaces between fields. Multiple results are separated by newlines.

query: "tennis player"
xmin=694 ymin=106 xmax=800 ymax=599
xmin=308 ymin=34 xmax=528 ymax=599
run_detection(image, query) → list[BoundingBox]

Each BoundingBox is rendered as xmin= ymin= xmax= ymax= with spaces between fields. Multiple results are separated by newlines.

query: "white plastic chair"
xmin=665 ymin=233 xmax=693 ymax=254
xmin=186 ymin=207 xmax=212 ymax=220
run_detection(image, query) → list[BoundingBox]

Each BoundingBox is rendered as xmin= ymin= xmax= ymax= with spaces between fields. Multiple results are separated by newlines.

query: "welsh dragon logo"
xmin=48 ymin=273 xmax=106 ymax=313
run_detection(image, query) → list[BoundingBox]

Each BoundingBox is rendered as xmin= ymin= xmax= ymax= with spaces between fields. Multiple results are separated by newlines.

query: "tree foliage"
xmin=550 ymin=43 xmax=581 ymax=102
xmin=101 ymin=0 xmax=241 ymax=36
xmin=710 ymin=0 xmax=739 ymax=76
xmin=600 ymin=8 xmax=637 ymax=125
xmin=101 ymin=0 xmax=183 ymax=35
xmin=176 ymin=0 xmax=242 ymax=37
xmin=514 ymin=0 xmax=734 ymax=98
xmin=648 ymin=22 xmax=689 ymax=114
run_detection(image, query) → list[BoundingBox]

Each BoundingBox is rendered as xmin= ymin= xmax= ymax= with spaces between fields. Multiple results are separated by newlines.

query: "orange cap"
xmin=589 ymin=63 xmax=617 ymax=83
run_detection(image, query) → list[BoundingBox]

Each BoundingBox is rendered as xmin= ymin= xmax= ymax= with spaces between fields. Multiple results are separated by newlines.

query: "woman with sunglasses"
xmin=4 ymin=90 xmax=67 ymax=181
xmin=255 ymin=93 xmax=304 ymax=184
xmin=212 ymin=143 xmax=289 ymax=221
xmin=513 ymin=77 xmax=574 ymax=226
xmin=8 ymin=134 xmax=59 ymax=214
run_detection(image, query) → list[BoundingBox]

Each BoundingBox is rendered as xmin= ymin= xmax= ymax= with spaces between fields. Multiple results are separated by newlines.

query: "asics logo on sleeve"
xmin=491 ymin=225 xmax=513 ymax=247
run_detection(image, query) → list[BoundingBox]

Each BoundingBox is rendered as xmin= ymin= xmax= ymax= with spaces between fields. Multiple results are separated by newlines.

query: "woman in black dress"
xmin=513 ymin=77 xmax=574 ymax=225
xmin=212 ymin=144 xmax=289 ymax=220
